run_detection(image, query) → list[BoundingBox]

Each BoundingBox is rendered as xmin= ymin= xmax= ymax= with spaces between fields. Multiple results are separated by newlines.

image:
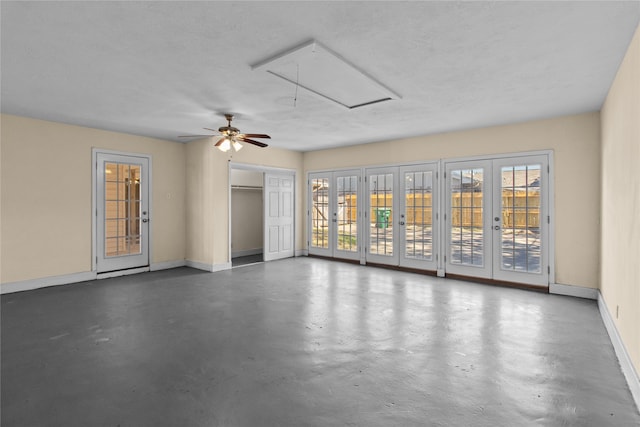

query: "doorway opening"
xmin=229 ymin=163 xmax=296 ymax=267
xmin=230 ymin=168 xmax=264 ymax=267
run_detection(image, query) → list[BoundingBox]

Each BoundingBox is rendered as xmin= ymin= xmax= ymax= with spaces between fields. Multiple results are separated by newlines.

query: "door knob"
xmin=142 ymin=218 xmax=149 ymax=223
xmin=494 ymin=225 xmax=500 ymax=230
xmin=399 ymin=221 xmax=405 ymax=225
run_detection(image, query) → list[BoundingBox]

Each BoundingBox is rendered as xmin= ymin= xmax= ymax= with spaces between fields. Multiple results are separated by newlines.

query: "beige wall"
xmin=231 ymin=189 xmax=263 ymax=254
xmin=601 ymin=25 xmax=640 ymax=376
xmin=304 ymin=112 xmax=602 ymax=289
xmin=185 ymin=139 xmax=304 ymax=267
xmin=1 ymin=114 xmax=186 ymax=284
xmin=230 ymin=169 xmax=263 ymax=254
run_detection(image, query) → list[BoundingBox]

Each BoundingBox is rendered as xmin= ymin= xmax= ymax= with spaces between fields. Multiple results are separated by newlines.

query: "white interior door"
xmin=365 ymin=167 xmax=399 ymax=266
xmin=399 ymin=164 xmax=439 ymax=270
xmin=96 ymin=152 xmax=150 ymax=273
xmin=264 ymin=173 xmax=295 ymax=261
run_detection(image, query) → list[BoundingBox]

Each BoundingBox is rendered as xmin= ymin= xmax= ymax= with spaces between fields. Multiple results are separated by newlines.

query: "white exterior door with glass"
xmin=96 ymin=152 xmax=150 ymax=273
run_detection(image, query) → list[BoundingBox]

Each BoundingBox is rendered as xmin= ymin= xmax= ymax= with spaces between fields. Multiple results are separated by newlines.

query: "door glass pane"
xmin=370 ymin=173 xmax=393 ymax=256
xmin=405 ymin=171 xmax=433 ymax=260
xmin=450 ymin=168 xmax=484 ymax=266
xmin=104 ymin=162 xmax=142 ymax=257
xmin=336 ymin=176 xmax=358 ymax=252
xmin=311 ymin=178 xmax=329 ymax=249
xmin=500 ymin=165 xmax=541 ymax=273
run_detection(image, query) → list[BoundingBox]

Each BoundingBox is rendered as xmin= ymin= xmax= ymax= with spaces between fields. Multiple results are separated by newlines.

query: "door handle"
xmin=399 ymin=221 xmax=405 ymax=225
xmin=142 ymin=218 xmax=149 ymax=223
xmin=494 ymin=225 xmax=500 ymax=230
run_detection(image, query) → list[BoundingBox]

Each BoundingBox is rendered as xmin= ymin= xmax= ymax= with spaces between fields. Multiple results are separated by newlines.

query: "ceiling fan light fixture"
xmin=218 ymin=138 xmax=232 ymax=152
xmin=232 ymin=140 xmax=243 ymax=152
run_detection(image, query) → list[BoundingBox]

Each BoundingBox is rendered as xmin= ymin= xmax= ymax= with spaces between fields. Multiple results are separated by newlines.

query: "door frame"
xmin=92 ymin=148 xmax=153 ymax=274
xmin=228 ymin=162 xmax=297 ymax=263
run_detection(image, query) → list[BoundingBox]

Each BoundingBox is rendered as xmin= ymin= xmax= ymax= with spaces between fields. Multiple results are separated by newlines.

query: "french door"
xmin=308 ymin=170 xmax=361 ymax=261
xmin=444 ymin=154 xmax=549 ymax=286
xmin=365 ymin=164 xmax=439 ymax=270
xmin=308 ymin=153 xmax=550 ymax=287
xmin=96 ymin=152 xmax=150 ymax=273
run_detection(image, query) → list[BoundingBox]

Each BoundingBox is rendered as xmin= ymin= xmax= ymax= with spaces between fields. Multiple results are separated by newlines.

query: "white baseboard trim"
xmin=185 ymin=260 xmax=232 ymax=273
xmin=232 ymin=249 xmax=263 ymax=258
xmin=1 ymin=271 xmax=97 ymax=294
xmin=296 ymin=249 xmax=308 ymax=257
xmin=549 ymin=283 xmax=598 ymax=300
xmin=96 ymin=266 xmax=150 ymax=279
xmin=598 ymin=292 xmax=640 ymax=411
xmin=150 ymin=260 xmax=187 ymax=271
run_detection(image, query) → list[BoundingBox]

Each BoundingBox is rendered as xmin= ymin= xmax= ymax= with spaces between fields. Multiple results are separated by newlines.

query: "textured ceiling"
xmin=1 ymin=1 xmax=639 ymax=152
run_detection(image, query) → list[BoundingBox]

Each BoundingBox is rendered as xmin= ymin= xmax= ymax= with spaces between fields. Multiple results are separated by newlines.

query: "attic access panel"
xmin=252 ymin=40 xmax=400 ymax=109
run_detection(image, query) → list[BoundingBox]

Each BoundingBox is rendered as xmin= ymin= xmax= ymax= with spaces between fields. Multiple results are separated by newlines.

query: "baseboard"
xmin=1 ymin=271 xmax=97 ymax=294
xmin=549 ymin=283 xmax=598 ymax=300
xmin=185 ymin=260 xmax=232 ymax=272
xmin=296 ymin=249 xmax=309 ymax=257
xmin=150 ymin=260 xmax=187 ymax=271
xmin=598 ymin=292 xmax=640 ymax=411
xmin=232 ymin=249 xmax=263 ymax=258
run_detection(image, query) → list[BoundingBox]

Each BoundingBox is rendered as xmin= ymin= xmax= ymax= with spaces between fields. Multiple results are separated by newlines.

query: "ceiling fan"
xmin=179 ymin=114 xmax=270 ymax=152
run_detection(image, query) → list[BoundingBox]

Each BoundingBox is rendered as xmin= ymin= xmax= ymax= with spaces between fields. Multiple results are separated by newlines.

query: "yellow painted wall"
xmin=304 ymin=112 xmax=601 ymax=289
xmin=231 ymin=189 xmax=263 ymax=254
xmin=1 ymin=114 xmax=186 ymax=283
xmin=601 ymin=24 xmax=640 ymax=377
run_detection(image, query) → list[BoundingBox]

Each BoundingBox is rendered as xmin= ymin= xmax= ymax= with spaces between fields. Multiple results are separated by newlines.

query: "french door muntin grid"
xmin=105 ymin=162 xmax=142 ymax=257
xmin=310 ymin=177 xmax=330 ymax=250
xmin=499 ymin=164 xmax=542 ymax=273
xmin=369 ymin=172 xmax=394 ymax=256
xmin=335 ymin=175 xmax=358 ymax=253
xmin=449 ymin=167 xmax=485 ymax=267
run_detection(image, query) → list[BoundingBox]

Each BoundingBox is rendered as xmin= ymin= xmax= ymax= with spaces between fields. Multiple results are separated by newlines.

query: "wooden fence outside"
xmin=340 ymin=191 xmax=540 ymax=228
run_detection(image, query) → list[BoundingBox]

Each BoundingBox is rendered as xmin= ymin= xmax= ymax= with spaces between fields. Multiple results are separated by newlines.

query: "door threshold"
xmin=444 ymin=273 xmax=549 ymax=293
xmin=97 ymin=266 xmax=150 ymax=279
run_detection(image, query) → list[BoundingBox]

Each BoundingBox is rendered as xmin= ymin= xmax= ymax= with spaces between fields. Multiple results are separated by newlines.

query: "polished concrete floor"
xmin=2 ymin=258 xmax=639 ymax=426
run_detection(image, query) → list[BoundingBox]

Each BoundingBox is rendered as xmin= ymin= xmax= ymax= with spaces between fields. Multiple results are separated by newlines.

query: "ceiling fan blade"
xmin=239 ymin=133 xmax=271 ymax=139
xmin=238 ymin=137 xmax=268 ymax=148
xmin=178 ymin=134 xmax=215 ymax=138
xmin=203 ymin=127 xmax=220 ymax=133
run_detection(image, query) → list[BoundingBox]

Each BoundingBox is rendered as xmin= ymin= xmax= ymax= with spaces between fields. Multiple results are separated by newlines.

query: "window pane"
xmin=450 ymin=168 xmax=484 ymax=266
xmin=500 ymin=165 xmax=541 ymax=273
xmin=311 ymin=178 xmax=329 ymax=249
xmin=370 ymin=173 xmax=393 ymax=256
xmin=336 ymin=176 xmax=358 ymax=252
